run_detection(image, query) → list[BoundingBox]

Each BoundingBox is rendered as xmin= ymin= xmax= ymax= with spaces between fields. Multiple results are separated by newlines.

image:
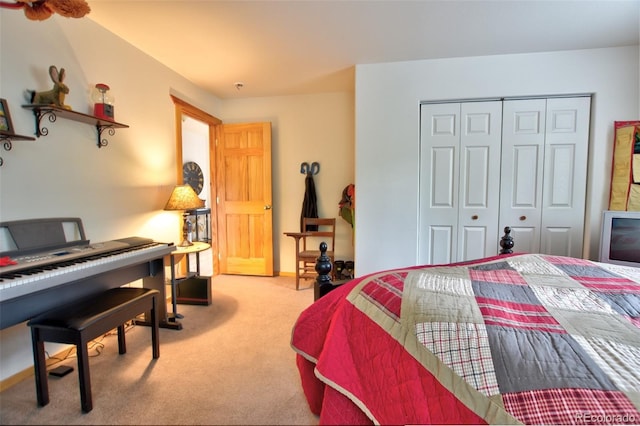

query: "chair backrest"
xmin=301 ymin=217 xmax=336 ymax=252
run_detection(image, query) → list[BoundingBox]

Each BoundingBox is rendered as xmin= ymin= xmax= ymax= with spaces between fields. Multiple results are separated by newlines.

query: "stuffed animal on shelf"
xmin=29 ymin=65 xmax=71 ymax=110
xmin=0 ymin=0 xmax=90 ymax=20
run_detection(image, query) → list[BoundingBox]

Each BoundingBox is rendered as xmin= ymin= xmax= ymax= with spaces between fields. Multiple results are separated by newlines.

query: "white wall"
xmin=355 ymin=47 xmax=640 ymax=276
xmin=220 ymin=93 xmax=356 ymax=273
xmin=0 ymin=13 xmax=355 ymax=382
xmin=0 ymin=14 xmax=221 ymax=381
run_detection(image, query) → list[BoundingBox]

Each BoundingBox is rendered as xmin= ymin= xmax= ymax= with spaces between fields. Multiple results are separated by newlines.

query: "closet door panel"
xmin=419 ymin=103 xmax=460 ymax=264
xmin=460 ymin=226 xmax=489 ymax=261
xmin=540 ymin=97 xmax=591 ymax=258
xmin=510 ymin=226 xmax=537 ymax=254
xmin=430 ymin=226 xmax=454 ymax=265
xmin=432 ymin=147 xmax=456 ymax=207
xmin=541 ymin=227 xmax=572 ymax=256
xmin=458 ymin=101 xmax=502 ymax=261
xmin=500 ymin=99 xmax=546 ymax=253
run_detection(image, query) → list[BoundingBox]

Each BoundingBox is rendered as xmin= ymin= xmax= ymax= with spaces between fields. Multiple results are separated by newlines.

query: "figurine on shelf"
xmin=29 ymin=65 xmax=71 ymax=110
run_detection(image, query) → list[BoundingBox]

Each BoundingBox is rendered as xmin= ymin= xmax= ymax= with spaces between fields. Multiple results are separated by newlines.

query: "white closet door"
xmin=421 ymin=96 xmax=590 ymax=263
xmin=457 ymin=101 xmax=503 ymax=261
xmin=500 ymin=99 xmax=547 ymax=253
xmin=419 ymin=103 xmax=460 ymax=264
xmin=419 ymin=101 xmax=502 ymax=264
xmin=540 ymin=97 xmax=591 ymax=257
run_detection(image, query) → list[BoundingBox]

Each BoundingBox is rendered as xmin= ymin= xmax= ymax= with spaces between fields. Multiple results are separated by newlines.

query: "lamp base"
xmin=178 ymin=239 xmax=193 ymax=247
xmin=179 ymin=213 xmax=193 ymax=247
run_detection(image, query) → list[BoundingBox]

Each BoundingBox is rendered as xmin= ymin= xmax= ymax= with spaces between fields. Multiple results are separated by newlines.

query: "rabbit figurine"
xmin=30 ymin=65 xmax=71 ymax=110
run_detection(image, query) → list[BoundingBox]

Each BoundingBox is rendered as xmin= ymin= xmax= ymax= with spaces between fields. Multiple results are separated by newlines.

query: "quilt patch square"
xmin=486 ymin=327 xmax=616 ymax=393
xmin=530 ymin=285 xmax=617 ymax=315
xmin=556 ymin=311 xmax=640 ymax=345
xmin=572 ymin=336 xmax=640 ymax=392
xmin=599 ymin=263 xmax=640 ymax=283
xmin=361 ymin=276 xmax=405 ymax=321
xmin=508 ymin=255 xmax=567 ymax=276
xmin=573 ymin=276 xmax=640 ymax=294
xmin=594 ymin=293 xmax=640 ymax=317
xmin=469 ymin=269 xmax=527 ymax=285
xmin=470 ymin=261 xmax=516 ymax=272
xmin=543 ymin=255 xmax=594 ymax=266
xmin=412 ymin=267 xmax=474 ymax=297
xmin=475 ymin=295 xmax=564 ymax=333
xmin=472 ymin=280 xmax=543 ymax=306
xmin=411 ymin=292 xmax=483 ymax=325
xmin=415 ymin=321 xmax=499 ymax=396
xmin=373 ymin=271 xmax=407 ymax=292
xmin=552 ymin=263 xmax=621 ymax=279
xmin=502 ymin=388 xmax=640 ymax=425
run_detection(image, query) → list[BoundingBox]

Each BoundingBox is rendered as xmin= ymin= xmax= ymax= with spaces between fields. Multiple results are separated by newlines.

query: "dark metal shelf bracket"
xmin=32 ymin=108 xmax=56 ymax=138
xmin=96 ymin=124 xmax=115 ymax=148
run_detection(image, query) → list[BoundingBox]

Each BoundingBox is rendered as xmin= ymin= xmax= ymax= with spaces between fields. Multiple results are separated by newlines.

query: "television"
xmin=599 ymin=210 xmax=640 ymax=267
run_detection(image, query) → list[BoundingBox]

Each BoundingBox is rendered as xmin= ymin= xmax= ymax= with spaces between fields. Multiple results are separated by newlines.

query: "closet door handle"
xmin=471 ymin=215 xmax=479 ymax=220
xmin=519 ymin=215 xmax=526 ymax=221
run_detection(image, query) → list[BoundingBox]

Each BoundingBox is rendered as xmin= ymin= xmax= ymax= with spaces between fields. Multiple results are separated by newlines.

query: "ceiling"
xmin=86 ymin=0 xmax=640 ymax=99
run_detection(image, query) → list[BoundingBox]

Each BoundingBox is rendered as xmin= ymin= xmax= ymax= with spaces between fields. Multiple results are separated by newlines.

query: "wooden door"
xmin=216 ymin=122 xmax=274 ymax=276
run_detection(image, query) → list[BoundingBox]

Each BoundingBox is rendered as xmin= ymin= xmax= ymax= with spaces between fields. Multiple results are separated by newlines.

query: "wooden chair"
xmin=285 ymin=217 xmax=336 ymax=290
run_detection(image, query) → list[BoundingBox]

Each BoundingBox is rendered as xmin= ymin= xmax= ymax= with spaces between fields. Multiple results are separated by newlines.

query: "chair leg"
xmin=30 ymin=327 xmax=49 ymax=407
xmin=76 ymin=338 xmax=93 ymax=413
xmin=295 ymin=259 xmax=300 ymax=291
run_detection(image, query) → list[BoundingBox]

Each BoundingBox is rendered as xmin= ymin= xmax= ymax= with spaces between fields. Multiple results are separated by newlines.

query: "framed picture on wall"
xmin=0 ymin=98 xmax=14 ymax=133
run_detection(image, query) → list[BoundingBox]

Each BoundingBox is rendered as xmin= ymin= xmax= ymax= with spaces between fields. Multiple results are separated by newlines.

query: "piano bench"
xmin=27 ymin=287 xmax=160 ymax=413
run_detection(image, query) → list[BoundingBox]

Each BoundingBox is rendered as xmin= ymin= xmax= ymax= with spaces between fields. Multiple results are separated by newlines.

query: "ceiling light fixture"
xmin=234 ymin=82 xmax=244 ymax=91
xmin=0 ymin=0 xmax=90 ymax=20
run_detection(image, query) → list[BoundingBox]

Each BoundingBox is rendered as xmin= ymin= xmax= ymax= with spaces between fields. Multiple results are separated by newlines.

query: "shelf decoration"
xmin=28 ymin=65 xmax=71 ymax=110
xmin=0 ymin=98 xmax=14 ymax=133
xmin=91 ymin=83 xmax=114 ymax=120
xmin=0 ymin=98 xmax=36 ymax=166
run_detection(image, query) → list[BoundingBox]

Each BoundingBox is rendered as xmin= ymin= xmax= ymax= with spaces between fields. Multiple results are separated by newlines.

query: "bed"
xmin=291 ymin=253 xmax=640 ymax=425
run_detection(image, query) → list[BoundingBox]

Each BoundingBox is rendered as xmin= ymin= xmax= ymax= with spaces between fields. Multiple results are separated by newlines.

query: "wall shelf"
xmin=22 ymin=104 xmax=129 ymax=148
xmin=0 ymin=131 xmax=36 ymax=166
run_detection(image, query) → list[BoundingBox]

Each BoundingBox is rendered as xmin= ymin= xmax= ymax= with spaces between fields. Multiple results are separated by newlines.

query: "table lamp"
xmin=164 ymin=184 xmax=205 ymax=247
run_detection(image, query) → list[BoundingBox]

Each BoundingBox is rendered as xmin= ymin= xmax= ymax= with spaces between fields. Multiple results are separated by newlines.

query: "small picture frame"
xmin=0 ymin=98 xmax=14 ymax=133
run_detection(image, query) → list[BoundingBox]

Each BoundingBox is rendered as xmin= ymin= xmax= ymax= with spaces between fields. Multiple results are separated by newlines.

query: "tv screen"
xmin=600 ymin=210 xmax=640 ymax=267
xmin=609 ymin=217 xmax=640 ymax=263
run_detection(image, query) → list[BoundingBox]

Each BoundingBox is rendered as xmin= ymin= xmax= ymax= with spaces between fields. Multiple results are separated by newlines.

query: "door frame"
xmin=170 ymin=95 xmax=222 ymax=275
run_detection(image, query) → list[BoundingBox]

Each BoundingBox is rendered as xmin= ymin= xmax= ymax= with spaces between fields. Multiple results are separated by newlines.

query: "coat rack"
xmin=300 ymin=161 xmax=320 ymax=175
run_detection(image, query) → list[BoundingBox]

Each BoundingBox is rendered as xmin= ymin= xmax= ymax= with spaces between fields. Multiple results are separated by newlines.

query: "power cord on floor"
xmin=44 ymin=320 xmax=138 ymax=368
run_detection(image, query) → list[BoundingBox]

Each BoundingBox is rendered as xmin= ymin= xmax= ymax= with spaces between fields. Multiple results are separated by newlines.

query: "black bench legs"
xmin=28 ymin=287 xmax=160 ymax=413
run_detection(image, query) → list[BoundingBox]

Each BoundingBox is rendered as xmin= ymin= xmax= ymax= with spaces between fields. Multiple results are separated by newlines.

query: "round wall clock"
xmin=183 ymin=161 xmax=204 ymax=195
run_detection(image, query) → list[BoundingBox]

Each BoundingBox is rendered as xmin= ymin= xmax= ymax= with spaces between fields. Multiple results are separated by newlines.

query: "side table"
xmin=168 ymin=241 xmax=211 ymax=322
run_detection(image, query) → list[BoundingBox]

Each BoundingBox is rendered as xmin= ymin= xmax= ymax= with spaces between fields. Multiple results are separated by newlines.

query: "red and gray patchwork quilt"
xmin=291 ymin=254 xmax=640 ymax=425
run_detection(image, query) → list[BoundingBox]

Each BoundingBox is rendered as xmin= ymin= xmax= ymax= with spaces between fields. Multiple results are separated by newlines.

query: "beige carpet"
xmin=0 ymin=275 xmax=319 ymax=425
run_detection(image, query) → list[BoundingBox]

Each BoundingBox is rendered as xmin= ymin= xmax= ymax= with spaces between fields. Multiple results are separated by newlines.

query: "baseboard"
xmin=0 ymin=347 xmax=70 ymax=392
